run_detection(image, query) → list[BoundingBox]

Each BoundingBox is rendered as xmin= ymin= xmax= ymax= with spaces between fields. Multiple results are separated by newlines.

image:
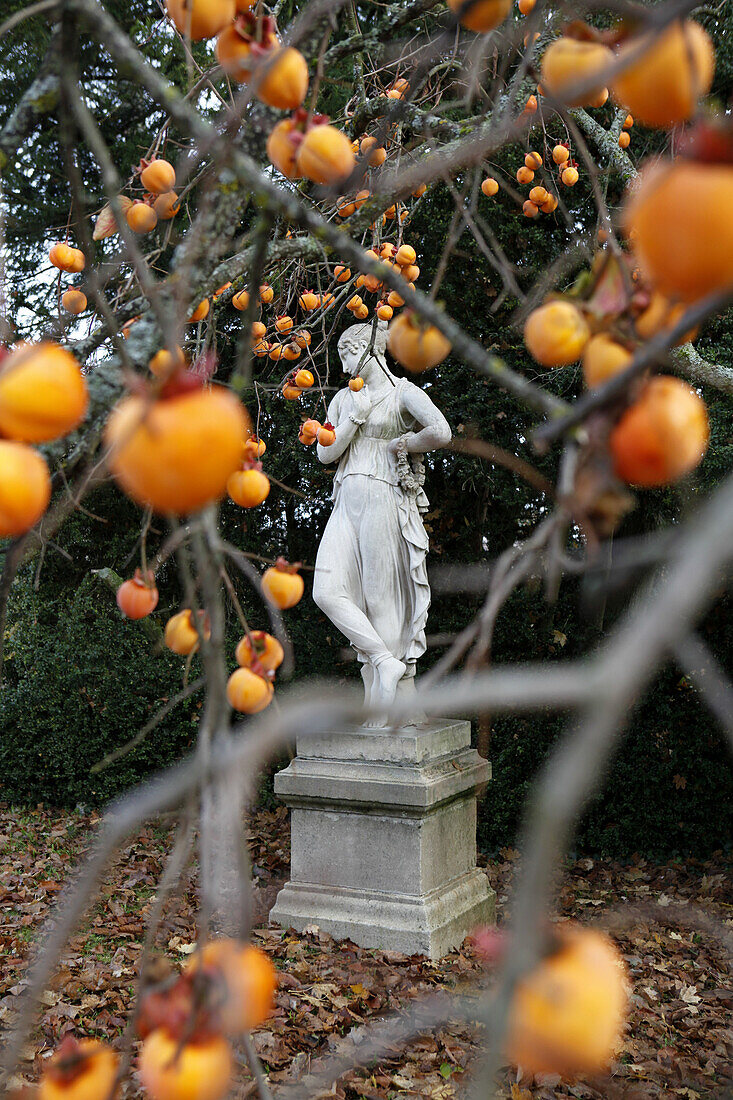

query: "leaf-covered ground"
xmin=0 ymin=804 xmax=730 ymax=1098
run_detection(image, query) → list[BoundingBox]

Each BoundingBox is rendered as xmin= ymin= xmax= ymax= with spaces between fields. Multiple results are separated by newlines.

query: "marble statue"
xmin=313 ymin=321 xmax=451 ymax=727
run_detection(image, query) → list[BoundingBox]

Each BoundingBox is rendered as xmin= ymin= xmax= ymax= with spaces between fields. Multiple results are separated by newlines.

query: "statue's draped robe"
xmin=313 ymin=378 xmax=430 ymax=668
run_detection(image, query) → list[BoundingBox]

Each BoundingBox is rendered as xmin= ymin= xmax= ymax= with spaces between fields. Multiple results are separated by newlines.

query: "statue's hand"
xmin=349 ymin=386 xmax=371 ymax=420
xmin=388 ymin=432 xmax=417 ymax=455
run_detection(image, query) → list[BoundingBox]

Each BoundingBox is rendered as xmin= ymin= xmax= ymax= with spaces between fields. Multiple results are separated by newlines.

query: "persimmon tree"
xmin=0 ymin=0 xmax=732 ymax=1094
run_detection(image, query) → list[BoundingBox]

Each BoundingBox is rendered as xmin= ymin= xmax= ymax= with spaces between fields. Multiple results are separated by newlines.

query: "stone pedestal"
xmin=269 ymin=720 xmax=495 ymax=960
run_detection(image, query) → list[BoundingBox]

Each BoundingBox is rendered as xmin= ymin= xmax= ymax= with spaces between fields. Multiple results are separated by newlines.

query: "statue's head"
xmin=337 ymin=321 xmax=389 ymax=378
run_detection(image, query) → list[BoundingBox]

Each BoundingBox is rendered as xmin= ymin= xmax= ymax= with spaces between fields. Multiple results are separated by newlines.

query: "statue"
xmin=313 ymin=322 xmax=451 ymax=727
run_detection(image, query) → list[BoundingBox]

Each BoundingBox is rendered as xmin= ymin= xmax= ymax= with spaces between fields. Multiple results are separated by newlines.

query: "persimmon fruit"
xmin=127 ymin=202 xmax=158 ymax=234
xmin=624 ymin=160 xmax=733 ymax=302
xmin=524 ymin=300 xmax=590 ymax=367
xmin=262 ymin=559 xmax=304 ymax=609
xmin=227 ymin=466 xmax=270 ymax=507
xmin=349 ymin=377 xmax=364 ymax=391
xmin=635 ymin=292 xmax=697 ymax=346
xmin=226 ymin=667 xmax=274 ymax=713
xmin=140 ymin=158 xmax=176 ymax=194
xmin=505 ymin=924 xmax=627 ymax=1076
xmin=138 ymin=1029 xmax=232 ymax=1100
xmin=188 ymin=299 xmax=210 ymax=323
xmin=446 ymin=0 xmax=512 ymax=33
xmin=481 ymin=176 xmax=499 ymax=196
xmin=49 ymin=243 xmax=85 ymax=273
xmin=62 ymin=289 xmax=87 ymax=315
xmin=294 ymin=368 xmax=314 ymax=388
xmin=395 ymin=244 xmax=416 ymax=267
xmin=317 ymin=422 xmax=336 ymax=446
xmin=39 ymin=1037 xmax=119 ymax=1100
xmin=610 ymin=376 xmax=709 ymax=487
xmin=165 ymin=0 xmax=235 ymax=40
xmin=0 ymin=440 xmax=51 ymax=537
xmin=243 ymin=435 xmax=266 ymax=459
xmin=611 ymin=20 xmax=714 ymax=128
xmin=235 ymin=630 xmax=284 ymax=671
xmin=582 ymin=334 xmax=633 ymax=388
xmin=253 ymin=47 xmax=309 ymax=110
xmin=388 ymin=312 xmax=451 ymax=373
xmin=232 ymin=289 xmax=250 ymax=311
xmin=541 ymin=37 xmax=614 ymax=108
xmin=164 ymin=609 xmax=211 ymax=655
xmin=185 ymin=941 xmax=277 ymax=1033
xmin=105 ymin=380 xmax=249 ymax=514
xmin=149 ymin=346 xmax=185 ymax=378
xmin=295 ymin=124 xmax=356 ymax=185
xmin=117 ymin=569 xmax=160 ymax=620
xmin=153 ymin=191 xmax=180 ymax=220
xmin=0 ymin=342 xmax=88 ymax=443
xmin=266 ymin=117 xmax=301 ymax=179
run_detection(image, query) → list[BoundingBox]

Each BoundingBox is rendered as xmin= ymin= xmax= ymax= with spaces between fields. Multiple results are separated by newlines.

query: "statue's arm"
xmin=398 ymin=384 xmax=452 ymax=453
xmin=316 ymin=391 xmax=359 ymax=464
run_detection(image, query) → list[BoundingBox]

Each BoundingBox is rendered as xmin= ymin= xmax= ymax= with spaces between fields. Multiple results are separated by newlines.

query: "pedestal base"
xmin=269 ymin=720 xmax=495 ymax=960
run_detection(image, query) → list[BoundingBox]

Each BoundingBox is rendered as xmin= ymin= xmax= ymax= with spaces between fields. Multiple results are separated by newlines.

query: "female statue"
xmin=313 ymin=322 xmax=451 ymax=727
